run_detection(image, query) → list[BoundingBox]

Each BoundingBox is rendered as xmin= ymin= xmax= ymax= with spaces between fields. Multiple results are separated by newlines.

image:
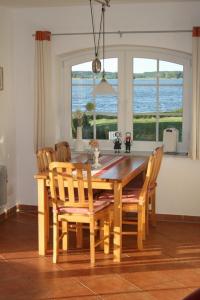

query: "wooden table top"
xmin=71 ymin=153 xmax=148 ymax=184
xmin=35 ymin=154 xmax=148 ymax=185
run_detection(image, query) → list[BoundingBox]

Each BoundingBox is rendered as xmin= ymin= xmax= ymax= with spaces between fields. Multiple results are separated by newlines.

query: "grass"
xmin=73 ymin=114 xmax=182 ymax=141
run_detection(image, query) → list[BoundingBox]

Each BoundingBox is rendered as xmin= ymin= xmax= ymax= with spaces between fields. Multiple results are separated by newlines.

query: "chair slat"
xmin=55 ymin=141 xmax=71 ymax=162
xmin=36 ymin=147 xmax=56 ymax=172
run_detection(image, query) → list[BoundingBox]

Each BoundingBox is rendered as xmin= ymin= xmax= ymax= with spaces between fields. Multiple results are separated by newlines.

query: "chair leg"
xmin=53 ymin=212 xmax=59 ymax=264
xmin=89 ymin=219 xmax=95 ymax=266
xmin=137 ymin=206 xmax=143 ymax=250
xmin=45 ymin=201 xmax=50 ymax=243
xmin=151 ymin=191 xmax=157 ymax=227
xmin=145 ymin=197 xmax=150 ymax=236
xmin=99 ymin=219 xmax=104 ymax=250
xmin=62 ymin=221 xmax=68 ymax=251
xmin=76 ymin=223 xmax=83 ymax=248
xmin=104 ymin=216 xmax=110 ymax=254
xmin=142 ymin=204 xmax=146 ymax=240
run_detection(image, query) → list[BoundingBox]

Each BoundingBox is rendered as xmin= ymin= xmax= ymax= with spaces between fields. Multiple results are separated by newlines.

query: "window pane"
xmin=133 ymin=114 xmax=156 ymax=141
xmin=71 ymin=58 xmax=118 ymax=140
xmin=159 ymin=85 xmax=183 ymax=142
xmin=133 ymin=58 xmax=157 ymax=85
xmin=72 ymin=61 xmax=94 ymax=139
xmin=159 ymin=61 xmax=183 ymax=84
xmin=133 ymin=86 xmax=157 ymax=141
xmin=94 ymin=58 xmax=118 ymax=140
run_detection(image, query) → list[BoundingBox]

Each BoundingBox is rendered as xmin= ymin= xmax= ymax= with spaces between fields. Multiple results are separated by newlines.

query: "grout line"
xmin=77 ymin=279 xmax=104 ymax=299
xmin=115 ymin=273 xmax=142 ymax=291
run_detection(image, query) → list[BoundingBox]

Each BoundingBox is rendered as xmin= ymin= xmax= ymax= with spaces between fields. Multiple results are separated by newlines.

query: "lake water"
xmin=72 ymin=79 xmax=183 ymax=114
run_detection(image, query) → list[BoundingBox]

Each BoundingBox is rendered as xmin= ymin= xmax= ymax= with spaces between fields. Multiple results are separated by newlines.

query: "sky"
xmin=72 ymin=57 xmax=183 ymax=73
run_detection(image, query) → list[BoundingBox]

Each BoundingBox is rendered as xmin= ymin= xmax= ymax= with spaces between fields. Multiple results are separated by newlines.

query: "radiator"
xmin=0 ymin=165 xmax=7 ymax=206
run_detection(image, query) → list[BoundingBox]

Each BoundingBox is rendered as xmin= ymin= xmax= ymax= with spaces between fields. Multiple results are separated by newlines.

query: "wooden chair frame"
xmin=49 ymin=162 xmax=111 ymax=266
xmin=36 ymin=147 xmax=56 ymax=173
xmin=121 ymin=153 xmax=156 ymax=249
xmin=147 ymin=146 xmax=164 ymax=230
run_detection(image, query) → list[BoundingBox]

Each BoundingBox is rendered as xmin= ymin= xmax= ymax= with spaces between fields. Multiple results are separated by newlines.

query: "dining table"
xmin=34 ymin=153 xmax=148 ymax=263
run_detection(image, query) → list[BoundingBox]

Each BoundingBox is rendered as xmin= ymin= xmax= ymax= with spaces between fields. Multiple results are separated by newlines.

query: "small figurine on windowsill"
xmin=124 ymin=131 xmax=132 ymax=153
xmin=113 ymin=131 xmax=122 ymax=153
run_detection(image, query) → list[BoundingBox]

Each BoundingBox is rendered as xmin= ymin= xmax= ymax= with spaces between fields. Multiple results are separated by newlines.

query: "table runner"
xmin=93 ymin=155 xmax=126 ymax=176
xmin=72 ymin=154 xmax=127 ymax=177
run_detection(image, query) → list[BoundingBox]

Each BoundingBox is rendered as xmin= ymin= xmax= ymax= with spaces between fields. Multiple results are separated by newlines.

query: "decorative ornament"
xmin=124 ymin=132 xmax=132 ymax=153
xmin=90 ymin=0 xmax=104 ymax=73
xmin=113 ymin=131 xmax=122 ymax=153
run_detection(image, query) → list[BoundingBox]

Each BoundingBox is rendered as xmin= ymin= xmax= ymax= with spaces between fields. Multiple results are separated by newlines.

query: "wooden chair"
xmin=55 ymin=141 xmax=71 ymax=162
xmin=123 ymin=146 xmax=163 ymax=233
xmin=49 ymin=161 xmax=111 ymax=266
xmin=99 ymin=153 xmax=156 ymax=250
xmin=36 ymin=147 xmax=56 ymax=173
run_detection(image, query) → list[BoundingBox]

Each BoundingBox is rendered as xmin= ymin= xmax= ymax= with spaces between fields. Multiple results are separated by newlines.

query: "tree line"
xmin=72 ymin=70 xmax=183 ymax=80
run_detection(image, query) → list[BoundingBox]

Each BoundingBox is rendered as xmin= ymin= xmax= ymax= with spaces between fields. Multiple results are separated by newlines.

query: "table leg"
xmin=38 ymin=178 xmax=48 ymax=256
xmin=113 ymin=181 xmax=122 ymax=262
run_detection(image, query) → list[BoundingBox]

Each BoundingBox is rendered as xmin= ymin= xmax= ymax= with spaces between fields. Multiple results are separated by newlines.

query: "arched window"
xmin=62 ymin=46 xmax=191 ymax=152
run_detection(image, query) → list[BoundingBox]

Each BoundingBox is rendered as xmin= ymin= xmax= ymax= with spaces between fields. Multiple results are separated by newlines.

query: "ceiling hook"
xmin=118 ymin=30 xmax=123 ymax=38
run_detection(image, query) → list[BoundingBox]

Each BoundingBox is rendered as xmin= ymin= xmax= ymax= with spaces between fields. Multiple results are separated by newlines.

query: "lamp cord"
xmin=90 ymin=0 xmax=103 ymax=58
xmin=102 ymin=4 xmax=105 ymax=78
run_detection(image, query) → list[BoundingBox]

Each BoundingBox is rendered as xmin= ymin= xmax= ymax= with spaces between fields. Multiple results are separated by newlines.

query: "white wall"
xmin=0 ymin=8 xmax=16 ymax=213
xmin=8 ymin=1 xmax=200 ymax=215
xmin=157 ymin=156 xmax=200 ymax=216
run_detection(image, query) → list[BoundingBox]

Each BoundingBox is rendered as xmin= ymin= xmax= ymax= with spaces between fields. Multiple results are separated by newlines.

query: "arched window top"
xmin=62 ymin=45 xmax=191 ymax=152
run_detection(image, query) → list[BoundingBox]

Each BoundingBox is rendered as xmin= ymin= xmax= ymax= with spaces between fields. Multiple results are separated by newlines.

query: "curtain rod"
xmin=33 ymin=29 xmax=192 ymax=37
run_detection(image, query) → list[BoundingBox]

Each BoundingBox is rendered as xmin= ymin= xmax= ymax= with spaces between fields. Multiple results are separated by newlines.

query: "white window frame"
xmin=60 ymin=45 xmax=191 ymax=152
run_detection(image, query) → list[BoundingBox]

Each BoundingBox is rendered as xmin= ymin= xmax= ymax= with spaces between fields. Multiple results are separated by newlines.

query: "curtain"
xmin=34 ymin=31 xmax=51 ymax=152
xmin=191 ymin=27 xmax=200 ymax=160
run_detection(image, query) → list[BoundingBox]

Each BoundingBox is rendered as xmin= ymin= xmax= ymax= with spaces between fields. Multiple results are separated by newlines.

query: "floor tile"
xmin=0 ymin=214 xmax=200 ymax=300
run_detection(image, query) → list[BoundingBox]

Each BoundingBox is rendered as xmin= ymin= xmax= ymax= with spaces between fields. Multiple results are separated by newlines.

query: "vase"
xmin=74 ymin=126 xmax=84 ymax=152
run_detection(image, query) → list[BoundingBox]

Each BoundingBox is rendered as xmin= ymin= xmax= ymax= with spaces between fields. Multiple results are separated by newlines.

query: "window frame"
xmin=61 ymin=45 xmax=191 ymax=152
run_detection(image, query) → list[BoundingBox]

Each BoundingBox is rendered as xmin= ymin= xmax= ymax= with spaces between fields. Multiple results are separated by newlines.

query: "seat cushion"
xmin=98 ymin=188 xmax=141 ymax=204
xmin=57 ymin=200 xmax=110 ymax=215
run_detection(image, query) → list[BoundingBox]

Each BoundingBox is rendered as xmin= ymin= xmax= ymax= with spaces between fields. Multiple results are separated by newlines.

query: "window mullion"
xmin=156 ymin=60 xmax=160 ymax=142
xmin=93 ymin=75 xmax=96 ymax=139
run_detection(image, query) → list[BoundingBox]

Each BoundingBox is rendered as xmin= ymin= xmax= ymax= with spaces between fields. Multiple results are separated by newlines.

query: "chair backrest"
xmin=36 ymin=147 xmax=56 ymax=173
xmin=151 ymin=146 xmax=164 ymax=186
xmin=49 ymin=162 xmax=94 ymax=212
xmin=139 ymin=153 xmax=156 ymax=203
xmin=55 ymin=141 xmax=71 ymax=162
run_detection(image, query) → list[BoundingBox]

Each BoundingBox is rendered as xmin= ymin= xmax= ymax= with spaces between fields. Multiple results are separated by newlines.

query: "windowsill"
xmin=72 ymin=149 xmax=189 ymax=158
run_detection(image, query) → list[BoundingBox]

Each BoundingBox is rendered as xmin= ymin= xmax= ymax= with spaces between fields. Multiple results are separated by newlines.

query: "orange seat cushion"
xmin=98 ymin=189 xmax=141 ymax=204
xmin=57 ymin=200 xmax=110 ymax=215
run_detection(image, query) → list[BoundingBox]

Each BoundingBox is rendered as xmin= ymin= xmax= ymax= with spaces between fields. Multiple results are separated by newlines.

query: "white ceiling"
xmin=0 ymin=0 xmax=199 ymax=7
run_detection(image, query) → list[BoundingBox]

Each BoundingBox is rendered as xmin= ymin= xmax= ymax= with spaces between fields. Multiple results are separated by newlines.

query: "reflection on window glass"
xmin=71 ymin=58 xmax=118 ymax=140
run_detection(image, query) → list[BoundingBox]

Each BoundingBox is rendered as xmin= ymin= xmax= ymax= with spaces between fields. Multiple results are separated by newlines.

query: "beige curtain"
xmin=191 ymin=27 xmax=200 ymax=159
xmin=34 ymin=31 xmax=51 ymax=152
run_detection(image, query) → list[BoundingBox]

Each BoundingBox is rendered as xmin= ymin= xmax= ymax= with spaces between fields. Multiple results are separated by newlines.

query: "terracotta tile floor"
xmin=0 ymin=213 xmax=200 ymax=300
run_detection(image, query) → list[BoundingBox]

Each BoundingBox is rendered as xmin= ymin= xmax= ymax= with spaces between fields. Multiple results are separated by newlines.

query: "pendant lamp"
xmin=90 ymin=0 xmax=116 ymax=96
